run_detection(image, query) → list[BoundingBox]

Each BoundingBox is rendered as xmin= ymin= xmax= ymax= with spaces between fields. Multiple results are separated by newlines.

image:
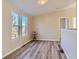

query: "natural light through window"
xmin=11 ymin=11 xmax=18 ymax=39
xmin=73 ymin=17 xmax=77 ymax=29
xmin=11 ymin=11 xmax=28 ymax=39
xmin=22 ymin=16 xmax=26 ymax=36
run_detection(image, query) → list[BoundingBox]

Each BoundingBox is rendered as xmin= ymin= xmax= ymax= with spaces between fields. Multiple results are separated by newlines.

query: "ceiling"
xmin=6 ymin=0 xmax=76 ymax=16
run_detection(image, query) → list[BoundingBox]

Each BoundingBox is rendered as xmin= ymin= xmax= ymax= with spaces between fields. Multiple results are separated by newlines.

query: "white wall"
xmin=61 ymin=29 xmax=77 ymax=59
xmin=2 ymin=1 xmax=33 ymax=58
xmin=33 ymin=14 xmax=60 ymax=41
xmin=32 ymin=7 xmax=76 ymax=41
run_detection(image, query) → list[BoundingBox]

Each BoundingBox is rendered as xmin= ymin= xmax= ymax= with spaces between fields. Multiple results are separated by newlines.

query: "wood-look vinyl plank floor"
xmin=3 ymin=40 xmax=67 ymax=59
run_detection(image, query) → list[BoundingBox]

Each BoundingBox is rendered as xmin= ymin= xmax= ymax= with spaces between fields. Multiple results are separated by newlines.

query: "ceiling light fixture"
xmin=37 ymin=0 xmax=48 ymax=5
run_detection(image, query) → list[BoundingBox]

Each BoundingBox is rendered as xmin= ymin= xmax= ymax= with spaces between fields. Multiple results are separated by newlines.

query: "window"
xmin=22 ymin=16 xmax=26 ymax=36
xmin=11 ymin=11 xmax=28 ymax=39
xmin=11 ymin=12 xmax=19 ymax=39
xmin=60 ymin=17 xmax=69 ymax=29
xmin=72 ymin=17 xmax=77 ymax=29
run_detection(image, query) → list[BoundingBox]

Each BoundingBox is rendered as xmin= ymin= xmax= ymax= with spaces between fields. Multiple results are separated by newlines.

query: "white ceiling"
xmin=7 ymin=0 xmax=76 ymax=16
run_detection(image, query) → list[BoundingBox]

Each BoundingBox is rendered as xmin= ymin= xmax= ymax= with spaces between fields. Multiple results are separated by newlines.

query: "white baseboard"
xmin=3 ymin=39 xmax=32 ymax=58
xmin=36 ymin=39 xmax=60 ymax=41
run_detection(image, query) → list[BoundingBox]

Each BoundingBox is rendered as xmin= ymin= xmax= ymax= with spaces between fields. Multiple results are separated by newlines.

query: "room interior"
xmin=2 ymin=0 xmax=77 ymax=59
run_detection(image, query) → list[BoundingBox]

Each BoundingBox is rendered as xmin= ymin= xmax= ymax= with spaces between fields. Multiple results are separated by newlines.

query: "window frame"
xmin=11 ymin=11 xmax=28 ymax=39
